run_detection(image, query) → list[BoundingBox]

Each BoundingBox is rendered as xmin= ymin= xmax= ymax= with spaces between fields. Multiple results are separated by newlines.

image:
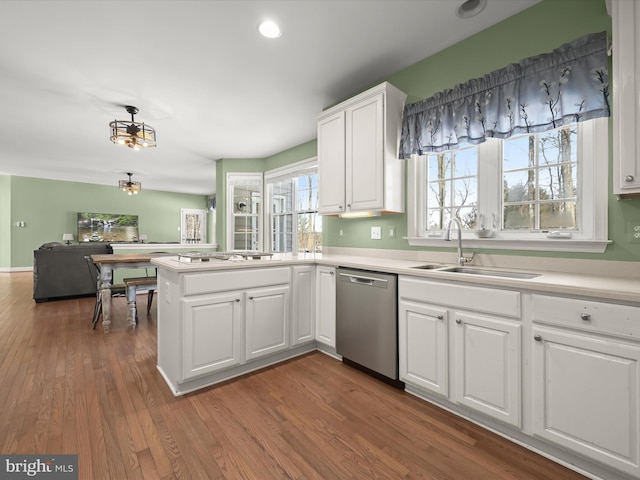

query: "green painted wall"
xmin=1 ymin=175 xmax=208 ymax=268
xmin=0 ymin=176 xmax=11 ymax=267
xmin=264 ymin=140 xmax=317 ymax=171
xmin=261 ymin=0 xmax=640 ymax=262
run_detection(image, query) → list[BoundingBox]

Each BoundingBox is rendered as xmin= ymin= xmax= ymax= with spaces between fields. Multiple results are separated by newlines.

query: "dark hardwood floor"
xmin=0 ymin=272 xmax=588 ymax=480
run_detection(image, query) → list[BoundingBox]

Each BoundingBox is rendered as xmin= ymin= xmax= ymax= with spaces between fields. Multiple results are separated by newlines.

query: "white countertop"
xmin=151 ymin=253 xmax=640 ymax=304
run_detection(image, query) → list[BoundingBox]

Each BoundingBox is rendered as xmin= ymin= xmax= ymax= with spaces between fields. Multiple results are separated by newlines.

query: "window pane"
xmin=540 ymin=201 xmax=577 ymax=230
xmin=503 ymin=204 xmax=535 ymax=230
xmin=538 ymin=164 xmax=576 ymax=200
xmin=504 ymin=171 xmax=535 ymax=202
xmin=428 ymin=152 xmax=452 ymax=181
xmin=428 ymin=180 xmax=449 ymax=211
xmin=456 ymin=207 xmax=478 ymax=229
xmin=298 ymin=212 xmax=322 ymax=253
xmin=452 ymin=147 xmax=478 ymax=177
xmin=453 ymin=178 xmax=477 ymax=207
xmin=427 ymin=208 xmax=447 ymax=230
xmin=504 ymin=135 xmax=534 ymax=171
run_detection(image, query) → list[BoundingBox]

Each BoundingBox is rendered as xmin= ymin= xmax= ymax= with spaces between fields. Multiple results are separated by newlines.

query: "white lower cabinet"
xmin=182 ymin=291 xmax=243 ymax=380
xmin=315 ymin=265 xmax=336 ymax=348
xmin=399 ymin=276 xmax=522 ymax=427
xmin=399 ymin=277 xmax=640 ymax=480
xmin=452 ymin=311 xmax=521 ymax=428
xmin=399 ymin=299 xmax=449 ymax=397
xmin=245 ymin=284 xmax=290 ymax=361
xmin=291 ymin=265 xmax=315 ymax=346
xmin=531 ymin=294 xmax=640 ymax=478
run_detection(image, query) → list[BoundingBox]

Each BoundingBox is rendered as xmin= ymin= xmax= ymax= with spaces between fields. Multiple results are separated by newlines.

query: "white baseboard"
xmin=0 ymin=267 xmax=33 ymax=273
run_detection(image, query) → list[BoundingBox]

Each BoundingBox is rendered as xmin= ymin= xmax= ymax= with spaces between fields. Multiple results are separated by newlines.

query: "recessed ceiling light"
xmin=258 ymin=20 xmax=282 ymax=39
xmin=456 ymin=0 xmax=487 ymax=18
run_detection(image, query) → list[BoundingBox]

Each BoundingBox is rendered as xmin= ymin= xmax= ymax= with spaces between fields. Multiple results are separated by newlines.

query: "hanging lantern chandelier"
xmin=119 ymin=172 xmax=141 ymax=195
xmin=109 ymin=105 xmax=156 ymax=150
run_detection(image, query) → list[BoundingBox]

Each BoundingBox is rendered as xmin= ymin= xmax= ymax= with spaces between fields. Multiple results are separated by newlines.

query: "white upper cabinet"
xmin=317 ymin=82 xmax=407 ymax=215
xmin=612 ymin=0 xmax=640 ymax=196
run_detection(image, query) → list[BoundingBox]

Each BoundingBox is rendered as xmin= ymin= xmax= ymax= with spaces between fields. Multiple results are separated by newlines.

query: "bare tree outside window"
xmin=503 ymin=125 xmax=577 ymax=231
xmin=426 ymin=147 xmax=478 ymax=231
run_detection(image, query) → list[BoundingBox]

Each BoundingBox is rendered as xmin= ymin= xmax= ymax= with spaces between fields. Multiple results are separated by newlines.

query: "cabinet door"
xmin=292 ymin=265 xmax=315 ymax=346
xmin=315 ymin=266 xmax=336 ymax=347
xmin=345 ymin=92 xmax=384 ymax=212
xmin=245 ymin=284 xmax=290 ymax=361
xmin=452 ymin=311 xmax=521 ymax=428
xmin=318 ymin=112 xmax=346 ymax=214
xmin=612 ymin=0 xmax=640 ymax=194
xmin=182 ymin=292 xmax=242 ymax=381
xmin=399 ymin=299 xmax=449 ymax=397
xmin=532 ymin=326 xmax=640 ymax=477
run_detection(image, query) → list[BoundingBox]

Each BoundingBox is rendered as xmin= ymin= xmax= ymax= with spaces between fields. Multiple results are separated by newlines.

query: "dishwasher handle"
xmin=338 ymin=272 xmax=389 ymax=288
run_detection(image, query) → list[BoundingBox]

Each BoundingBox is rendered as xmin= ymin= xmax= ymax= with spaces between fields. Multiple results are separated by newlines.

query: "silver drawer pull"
xmin=455 ymin=318 xmax=462 ymax=324
xmin=580 ymin=313 xmax=591 ymax=321
xmin=534 ymin=334 xmax=542 ymax=342
xmin=437 ymin=314 xmax=444 ymax=320
xmin=624 ymin=174 xmax=635 ymax=182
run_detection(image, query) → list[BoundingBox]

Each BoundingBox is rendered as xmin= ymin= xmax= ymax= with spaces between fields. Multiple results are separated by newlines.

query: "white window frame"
xmin=226 ymin=172 xmax=263 ymax=252
xmin=406 ymin=117 xmax=610 ymax=253
xmin=265 ymin=158 xmax=319 ymax=253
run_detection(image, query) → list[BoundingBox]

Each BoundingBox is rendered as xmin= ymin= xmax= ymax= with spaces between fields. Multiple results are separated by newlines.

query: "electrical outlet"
xmin=371 ymin=226 xmax=381 ymax=240
xmin=629 ymin=222 xmax=640 ymax=244
xmin=388 ymin=226 xmax=396 ymax=239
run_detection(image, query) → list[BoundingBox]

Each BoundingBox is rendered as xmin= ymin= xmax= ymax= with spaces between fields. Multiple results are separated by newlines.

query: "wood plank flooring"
xmin=0 ymin=272 xmax=588 ymax=480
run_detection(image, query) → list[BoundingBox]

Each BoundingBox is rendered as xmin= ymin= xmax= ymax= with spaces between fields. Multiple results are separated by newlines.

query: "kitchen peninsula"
xmin=152 ymin=251 xmax=640 ymax=480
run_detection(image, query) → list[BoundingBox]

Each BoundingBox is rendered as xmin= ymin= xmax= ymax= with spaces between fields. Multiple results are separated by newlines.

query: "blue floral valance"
xmin=399 ymin=31 xmax=610 ymax=157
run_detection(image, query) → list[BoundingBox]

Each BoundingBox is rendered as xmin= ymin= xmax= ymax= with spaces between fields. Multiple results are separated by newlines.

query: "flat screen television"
xmin=77 ymin=212 xmax=139 ymax=243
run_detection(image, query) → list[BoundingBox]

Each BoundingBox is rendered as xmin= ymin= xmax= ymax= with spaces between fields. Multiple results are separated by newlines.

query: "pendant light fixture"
xmin=110 ymin=105 xmax=156 ymax=150
xmin=119 ymin=172 xmax=141 ymax=195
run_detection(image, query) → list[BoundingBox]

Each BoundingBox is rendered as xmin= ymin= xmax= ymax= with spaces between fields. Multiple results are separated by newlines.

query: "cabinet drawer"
xmin=531 ymin=294 xmax=640 ymax=339
xmin=399 ymin=276 xmax=520 ymax=318
xmin=182 ymin=267 xmax=291 ymax=296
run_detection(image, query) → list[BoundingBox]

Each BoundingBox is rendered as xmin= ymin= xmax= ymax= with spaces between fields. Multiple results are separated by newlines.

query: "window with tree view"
xmin=503 ymin=126 xmax=577 ymax=231
xmin=267 ymin=162 xmax=321 ymax=254
xmin=426 ymin=146 xmax=478 ymax=231
xmin=409 ymin=117 xmax=607 ymax=251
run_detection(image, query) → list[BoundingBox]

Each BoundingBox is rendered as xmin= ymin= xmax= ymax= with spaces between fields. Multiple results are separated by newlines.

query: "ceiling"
xmin=0 ymin=0 xmax=540 ymax=196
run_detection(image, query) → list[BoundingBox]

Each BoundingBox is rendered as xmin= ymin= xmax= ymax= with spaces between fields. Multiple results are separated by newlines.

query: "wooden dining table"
xmin=91 ymin=253 xmax=171 ymax=332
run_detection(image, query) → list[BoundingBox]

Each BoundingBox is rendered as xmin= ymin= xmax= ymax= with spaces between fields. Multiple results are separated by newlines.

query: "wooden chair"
xmin=123 ymin=276 xmax=158 ymax=328
xmin=122 ymin=252 xmax=169 ymax=328
xmin=84 ymin=255 xmax=126 ymax=329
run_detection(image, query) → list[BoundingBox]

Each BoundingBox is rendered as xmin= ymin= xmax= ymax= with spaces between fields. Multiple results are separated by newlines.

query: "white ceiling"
xmin=0 ymin=0 xmax=539 ymax=196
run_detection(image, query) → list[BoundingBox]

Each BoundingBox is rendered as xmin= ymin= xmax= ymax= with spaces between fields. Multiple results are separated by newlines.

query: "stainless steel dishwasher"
xmin=335 ymin=268 xmax=402 ymax=386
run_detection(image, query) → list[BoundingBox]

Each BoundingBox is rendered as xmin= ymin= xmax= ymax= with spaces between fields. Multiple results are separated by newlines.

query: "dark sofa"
xmin=33 ymin=243 xmax=113 ymax=303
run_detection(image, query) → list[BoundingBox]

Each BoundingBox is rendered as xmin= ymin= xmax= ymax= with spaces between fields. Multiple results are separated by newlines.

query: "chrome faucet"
xmin=445 ymin=218 xmax=474 ymax=266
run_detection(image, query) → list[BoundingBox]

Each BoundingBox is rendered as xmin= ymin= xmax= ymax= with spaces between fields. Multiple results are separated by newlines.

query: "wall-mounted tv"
xmin=77 ymin=212 xmax=139 ymax=243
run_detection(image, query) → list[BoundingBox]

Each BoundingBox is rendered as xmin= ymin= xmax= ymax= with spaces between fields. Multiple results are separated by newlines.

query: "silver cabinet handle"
xmin=248 ymin=296 xmax=254 ymax=300
xmin=235 ymin=298 xmax=240 ymax=302
xmin=437 ymin=315 xmax=444 ymax=320
xmin=580 ymin=313 xmax=591 ymax=321
xmin=534 ymin=334 xmax=542 ymax=342
xmin=329 ymin=271 xmax=335 ymax=275
xmin=455 ymin=318 xmax=462 ymax=324
xmin=625 ymin=175 xmax=635 ymax=182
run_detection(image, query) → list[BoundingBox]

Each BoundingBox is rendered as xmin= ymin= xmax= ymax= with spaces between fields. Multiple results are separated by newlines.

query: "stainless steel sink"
xmin=410 ymin=264 xmax=444 ymax=270
xmin=439 ymin=266 xmax=540 ymax=279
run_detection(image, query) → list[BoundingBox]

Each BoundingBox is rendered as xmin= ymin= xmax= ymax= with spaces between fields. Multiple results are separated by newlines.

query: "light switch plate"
xmin=371 ymin=226 xmax=381 ymax=240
